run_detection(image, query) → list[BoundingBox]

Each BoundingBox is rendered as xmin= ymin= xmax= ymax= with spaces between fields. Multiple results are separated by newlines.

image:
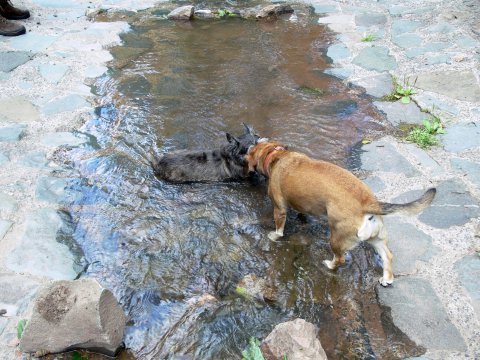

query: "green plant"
xmin=216 ymin=9 xmax=237 ymax=17
xmin=242 ymin=337 xmax=265 ymax=360
xmin=72 ymin=351 xmax=89 ymax=360
xmin=405 ymin=117 xmax=445 ymax=149
xmin=382 ymin=76 xmax=416 ymax=104
xmin=361 ymin=34 xmax=375 ymax=42
xmin=16 ymin=319 xmax=27 ymax=339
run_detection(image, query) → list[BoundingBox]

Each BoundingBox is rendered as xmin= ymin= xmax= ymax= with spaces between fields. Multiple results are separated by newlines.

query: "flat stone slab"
xmin=8 ymin=33 xmax=58 ymax=53
xmin=450 ymin=158 xmax=480 ymax=190
xmin=0 ymin=192 xmax=17 ymax=213
xmin=373 ymin=101 xmax=431 ymax=126
xmin=84 ymin=65 xmax=108 ymax=78
xmin=19 ymin=151 xmax=49 ymax=168
xmin=414 ymin=93 xmax=459 ymax=117
xmin=363 ymin=176 xmax=386 ymax=193
xmin=455 ymin=255 xmax=480 ymax=317
xmin=405 ymin=42 xmax=450 ymax=59
xmin=439 ymin=123 xmax=480 ymax=152
xmin=0 ymin=51 xmax=33 ymax=72
xmin=392 ymin=33 xmax=423 ymax=49
xmin=0 ymin=96 xmax=40 ymax=123
xmin=324 ymin=68 xmax=353 ymax=80
xmin=414 ymin=70 xmax=480 ymax=103
xmin=384 ymin=217 xmax=439 ymax=274
xmin=351 ymin=73 xmax=393 ymax=98
xmin=41 ymin=132 xmax=89 ymax=147
xmin=378 ymin=277 xmax=466 ymax=351
xmin=394 ymin=179 xmax=480 ymax=228
xmin=404 ymin=143 xmax=444 ymax=176
xmin=355 ymin=12 xmax=386 ymax=26
xmin=36 ymin=176 xmax=83 ymax=204
xmin=42 ymin=94 xmax=90 ymax=115
xmin=38 ymin=63 xmax=69 ymax=84
xmin=352 ymin=46 xmax=397 ymax=72
xmin=391 ymin=19 xmax=423 ymax=36
xmin=6 ymin=208 xmax=78 ymax=280
xmin=361 ymin=139 xmax=419 ymax=177
xmin=0 ymin=124 xmax=26 ymax=142
xmin=0 ymin=219 xmax=13 ymax=240
xmin=327 ymin=43 xmax=350 ymax=63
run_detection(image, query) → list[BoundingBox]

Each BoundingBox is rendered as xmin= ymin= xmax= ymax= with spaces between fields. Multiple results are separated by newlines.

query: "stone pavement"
xmin=0 ymin=0 xmax=479 ymax=359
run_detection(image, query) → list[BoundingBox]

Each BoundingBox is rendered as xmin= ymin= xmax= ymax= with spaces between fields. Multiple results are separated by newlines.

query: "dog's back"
xmin=152 ymin=124 xmax=259 ymax=183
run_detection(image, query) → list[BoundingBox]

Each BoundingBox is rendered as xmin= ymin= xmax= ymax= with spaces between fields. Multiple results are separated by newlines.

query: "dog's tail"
xmin=371 ymin=188 xmax=436 ymax=216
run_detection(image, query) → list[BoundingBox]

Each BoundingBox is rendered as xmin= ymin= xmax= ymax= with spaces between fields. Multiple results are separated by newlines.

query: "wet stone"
xmin=384 ymin=217 xmax=439 ymax=274
xmin=167 ymin=5 xmax=194 ymax=20
xmin=355 ymin=12 xmax=386 ymax=27
xmin=373 ymin=101 xmax=430 ymax=126
xmin=0 ymin=273 xmax=40 ymax=317
xmin=0 ymin=192 xmax=17 ymax=213
xmin=0 ymin=51 xmax=32 ymax=72
xmin=351 ymin=73 xmax=393 ymax=98
xmin=0 ymin=124 xmax=26 ymax=142
xmin=6 ymin=208 xmax=78 ymax=280
xmin=36 ymin=176 xmax=83 ymax=204
xmin=41 ymin=131 xmax=89 ymax=147
xmin=361 ymin=139 xmax=419 ymax=177
xmin=8 ymin=33 xmax=58 ymax=53
xmin=450 ymin=158 xmax=480 ymax=190
xmin=0 ymin=97 xmax=40 ymax=122
xmin=324 ymin=68 xmax=353 ymax=80
xmin=392 ymin=33 xmax=423 ymax=49
xmin=378 ymin=277 xmax=466 ymax=351
xmin=394 ymin=179 xmax=480 ymax=229
xmin=326 ymin=43 xmax=350 ymax=63
xmin=118 ymin=75 xmax=151 ymax=97
xmin=38 ymin=63 xmax=69 ymax=84
xmin=0 ymin=219 xmax=13 ymax=240
xmin=352 ymin=46 xmax=397 ymax=71
xmin=455 ymin=255 xmax=480 ymax=317
xmin=415 ymin=70 xmax=480 ymax=103
xmin=439 ymin=122 xmax=480 ymax=152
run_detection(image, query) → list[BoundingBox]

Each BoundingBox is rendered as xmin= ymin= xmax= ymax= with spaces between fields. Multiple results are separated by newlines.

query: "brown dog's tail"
xmin=373 ymin=188 xmax=436 ymax=215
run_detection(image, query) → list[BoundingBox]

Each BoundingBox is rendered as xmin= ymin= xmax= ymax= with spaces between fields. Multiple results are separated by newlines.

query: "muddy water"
xmin=67 ymin=5 xmax=424 ymax=359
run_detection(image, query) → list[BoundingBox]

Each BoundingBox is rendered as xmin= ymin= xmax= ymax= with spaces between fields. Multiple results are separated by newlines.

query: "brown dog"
xmin=246 ymin=141 xmax=436 ymax=286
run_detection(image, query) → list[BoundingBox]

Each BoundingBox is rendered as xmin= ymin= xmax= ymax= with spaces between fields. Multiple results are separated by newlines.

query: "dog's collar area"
xmin=263 ymin=146 xmax=286 ymax=176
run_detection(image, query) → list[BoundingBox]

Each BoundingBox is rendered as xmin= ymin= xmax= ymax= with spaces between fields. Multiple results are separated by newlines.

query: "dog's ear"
xmin=226 ymin=133 xmax=239 ymax=145
xmin=242 ymin=122 xmax=255 ymax=135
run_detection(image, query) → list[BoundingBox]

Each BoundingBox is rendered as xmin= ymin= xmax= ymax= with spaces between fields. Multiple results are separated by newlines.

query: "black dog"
xmin=151 ymin=124 xmax=261 ymax=183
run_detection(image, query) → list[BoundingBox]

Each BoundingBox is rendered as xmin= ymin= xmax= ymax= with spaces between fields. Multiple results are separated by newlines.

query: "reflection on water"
xmin=66 ymin=4 xmax=424 ymax=359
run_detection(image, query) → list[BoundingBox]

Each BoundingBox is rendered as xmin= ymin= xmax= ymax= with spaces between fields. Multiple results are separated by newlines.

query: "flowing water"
xmin=65 ymin=3 xmax=425 ymax=359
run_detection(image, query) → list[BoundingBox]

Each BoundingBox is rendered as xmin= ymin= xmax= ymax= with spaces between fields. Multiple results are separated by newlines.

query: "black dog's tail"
xmin=371 ymin=188 xmax=436 ymax=215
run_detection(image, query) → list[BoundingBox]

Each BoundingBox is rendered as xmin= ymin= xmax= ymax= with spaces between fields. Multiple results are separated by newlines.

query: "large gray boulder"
xmin=261 ymin=319 xmax=327 ymax=360
xmin=167 ymin=5 xmax=194 ymax=20
xmin=19 ymin=278 xmax=126 ymax=357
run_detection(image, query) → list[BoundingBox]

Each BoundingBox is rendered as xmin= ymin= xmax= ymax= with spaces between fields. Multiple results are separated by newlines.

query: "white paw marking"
xmin=268 ymin=231 xmax=282 ymax=241
xmin=379 ymin=277 xmax=393 ymax=287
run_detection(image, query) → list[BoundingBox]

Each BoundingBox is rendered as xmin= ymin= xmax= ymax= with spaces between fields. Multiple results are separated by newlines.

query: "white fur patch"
xmin=357 ymin=214 xmax=382 ymax=240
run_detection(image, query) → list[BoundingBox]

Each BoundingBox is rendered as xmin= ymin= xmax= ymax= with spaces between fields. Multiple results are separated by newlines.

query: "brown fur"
xmin=246 ymin=141 xmax=436 ymax=286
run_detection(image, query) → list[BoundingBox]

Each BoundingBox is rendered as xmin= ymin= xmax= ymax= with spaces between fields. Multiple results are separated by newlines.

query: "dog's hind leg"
xmin=268 ymin=205 xmax=287 ymax=241
xmin=368 ymin=227 xmax=394 ymax=286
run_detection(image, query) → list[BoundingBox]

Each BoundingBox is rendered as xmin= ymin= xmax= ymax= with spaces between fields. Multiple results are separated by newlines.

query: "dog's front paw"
xmin=323 ymin=260 xmax=336 ymax=270
xmin=268 ymin=231 xmax=282 ymax=241
xmin=379 ymin=277 xmax=393 ymax=287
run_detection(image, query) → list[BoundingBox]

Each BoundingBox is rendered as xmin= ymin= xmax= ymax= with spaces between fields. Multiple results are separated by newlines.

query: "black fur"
xmin=152 ymin=124 xmax=260 ymax=183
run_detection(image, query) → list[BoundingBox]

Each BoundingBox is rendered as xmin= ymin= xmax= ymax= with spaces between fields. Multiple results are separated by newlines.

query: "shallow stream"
xmin=66 ymin=3 xmax=424 ymax=359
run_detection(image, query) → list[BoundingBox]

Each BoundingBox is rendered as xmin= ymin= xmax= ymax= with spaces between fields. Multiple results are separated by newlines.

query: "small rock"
xmin=261 ymin=319 xmax=327 ymax=360
xmin=237 ymin=274 xmax=277 ymax=302
xmin=20 ymin=278 xmax=126 ymax=357
xmin=453 ymin=54 xmax=466 ymax=62
xmin=167 ymin=5 xmax=194 ymax=20
xmin=194 ymin=9 xmax=214 ymax=19
xmin=256 ymin=4 xmax=294 ymax=19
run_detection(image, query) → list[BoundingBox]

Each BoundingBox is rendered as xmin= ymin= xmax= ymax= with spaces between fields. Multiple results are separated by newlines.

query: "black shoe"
xmin=0 ymin=15 xmax=26 ymax=36
xmin=0 ymin=0 xmax=30 ymax=20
